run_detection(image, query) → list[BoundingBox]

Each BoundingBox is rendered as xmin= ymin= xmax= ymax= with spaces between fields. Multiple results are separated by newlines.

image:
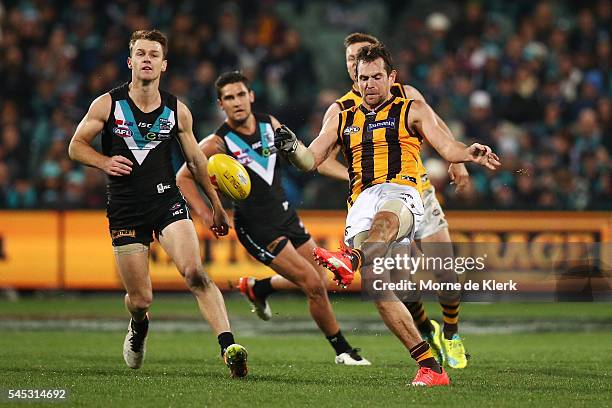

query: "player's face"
xmin=218 ymin=82 xmax=254 ymax=124
xmin=128 ymin=39 xmax=167 ymax=82
xmin=356 ymin=58 xmax=396 ymax=108
xmin=346 ymin=42 xmax=373 ymax=83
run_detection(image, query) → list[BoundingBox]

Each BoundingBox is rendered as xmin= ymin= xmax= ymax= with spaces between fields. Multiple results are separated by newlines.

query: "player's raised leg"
xmin=158 ymin=219 xmax=247 ymax=377
xmin=114 ymin=244 xmax=152 ymax=369
xmin=359 ymin=210 xmax=447 ymax=385
xmin=314 ymin=193 xmax=448 ymax=386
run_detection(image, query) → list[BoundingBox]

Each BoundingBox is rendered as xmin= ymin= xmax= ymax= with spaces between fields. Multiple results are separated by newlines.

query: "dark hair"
xmin=129 ymin=29 xmax=168 ymax=58
xmin=215 ymin=71 xmax=251 ymax=99
xmin=344 ymin=32 xmax=379 ymax=48
xmin=355 ymin=43 xmax=394 ymax=76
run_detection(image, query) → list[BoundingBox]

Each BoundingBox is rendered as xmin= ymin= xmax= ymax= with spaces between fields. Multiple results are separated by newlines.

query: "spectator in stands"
xmin=0 ymin=0 xmax=608 ymax=211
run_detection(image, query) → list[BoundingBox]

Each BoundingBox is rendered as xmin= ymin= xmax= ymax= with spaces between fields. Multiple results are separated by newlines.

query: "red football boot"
xmin=410 ymin=367 xmax=450 ymax=387
xmin=238 ymin=277 xmax=272 ymax=321
xmin=312 ymin=243 xmax=356 ymax=287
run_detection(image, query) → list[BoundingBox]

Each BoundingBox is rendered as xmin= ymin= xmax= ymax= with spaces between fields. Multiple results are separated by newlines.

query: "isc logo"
xmin=156 ymin=183 xmax=171 ymax=194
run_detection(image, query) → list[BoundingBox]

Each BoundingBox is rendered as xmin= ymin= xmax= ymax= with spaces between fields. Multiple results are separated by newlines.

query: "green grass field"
xmin=1 ymin=294 xmax=611 ymax=407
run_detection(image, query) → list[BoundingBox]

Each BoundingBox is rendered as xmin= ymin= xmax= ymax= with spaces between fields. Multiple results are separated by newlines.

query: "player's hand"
xmin=197 ymin=208 xmax=216 ymax=235
xmin=210 ymin=206 xmax=231 ymax=238
xmin=448 ymin=163 xmax=470 ymax=193
xmin=103 ymin=155 xmax=133 ymax=176
xmin=467 ymin=143 xmax=501 ymax=170
xmin=274 ymin=125 xmax=298 ymax=153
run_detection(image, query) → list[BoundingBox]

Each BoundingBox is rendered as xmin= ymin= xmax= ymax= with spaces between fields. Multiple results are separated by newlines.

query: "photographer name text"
xmin=371 ymin=279 xmax=518 ymax=292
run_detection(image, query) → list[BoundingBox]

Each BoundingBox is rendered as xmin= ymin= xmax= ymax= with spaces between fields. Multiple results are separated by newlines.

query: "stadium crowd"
xmin=0 ymin=0 xmax=610 ymax=210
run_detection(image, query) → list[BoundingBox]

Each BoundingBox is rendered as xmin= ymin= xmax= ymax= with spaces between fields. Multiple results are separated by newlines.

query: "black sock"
xmin=218 ymin=332 xmax=235 ymax=355
xmin=409 ymin=341 xmax=442 ymax=374
xmin=252 ymin=278 xmax=276 ymax=300
xmin=131 ymin=315 xmax=149 ymax=335
xmin=404 ymin=302 xmax=435 ymax=335
xmin=349 ymin=248 xmax=363 ymax=271
xmin=326 ymin=330 xmax=352 ymax=355
xmin=441 ymin=301 xmax=460 ymax=339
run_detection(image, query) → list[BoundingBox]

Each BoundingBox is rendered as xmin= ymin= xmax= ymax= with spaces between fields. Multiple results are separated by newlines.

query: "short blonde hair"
xmin=129 ymin=29 xmax=168 ymax=58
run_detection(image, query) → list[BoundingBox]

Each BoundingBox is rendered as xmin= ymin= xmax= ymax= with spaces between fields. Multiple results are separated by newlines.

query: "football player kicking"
xmin=249 ymin=32 xmax=471 ymax=369
xmin=177 ymin=71 xmax=370 ymax=366
xmin=328 ymin=32 xmax=470 ymax=369
xmin=274 ymin=44 xmax=500 ymax=386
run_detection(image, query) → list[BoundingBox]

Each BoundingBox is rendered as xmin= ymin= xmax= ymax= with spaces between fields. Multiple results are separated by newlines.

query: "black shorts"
xmin=235 ymin=208 xmax=311 ymax=265
xmin=107 ymin=191 xmax=191 ymax=246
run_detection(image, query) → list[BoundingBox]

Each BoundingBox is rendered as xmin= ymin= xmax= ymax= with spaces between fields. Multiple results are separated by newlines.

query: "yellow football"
xmin=207 ymin=154 xmax=251 ymax=200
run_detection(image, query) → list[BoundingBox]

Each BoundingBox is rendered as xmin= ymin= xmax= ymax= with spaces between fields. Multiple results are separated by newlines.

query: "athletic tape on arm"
xmin=287 ymin=143 xmax=315 ymax=171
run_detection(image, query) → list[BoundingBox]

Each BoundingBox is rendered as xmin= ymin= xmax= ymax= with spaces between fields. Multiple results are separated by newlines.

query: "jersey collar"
xmin=359 ymin=95 xmax=395 ymax=116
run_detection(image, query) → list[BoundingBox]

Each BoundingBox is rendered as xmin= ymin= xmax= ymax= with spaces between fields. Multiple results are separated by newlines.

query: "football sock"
xmin=218 ymin=332 xmax=236 ymax=355
xmin=252 ymin=278 xmax=276 ymax=300
xmin=349 ymin=248 xmax=363 ymax=271
xmin=326 ymin=330 xmax=352 ymax=355
xmin=410 ymin=341 xmax=442 ymax=373
xmin=405 ymin=302 xmax=435 ymax=334
xmin=131 ymin=314 xmax=149 ymax=335
xmin=441 ymin=300 xmax=460 ymax=339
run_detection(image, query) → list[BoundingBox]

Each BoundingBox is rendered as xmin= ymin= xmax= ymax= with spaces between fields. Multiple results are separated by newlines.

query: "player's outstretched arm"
xmin=274 ymin=113 xmax=341 ymax=172
xmin=177 ymin=101 xmax=230 ymax=236
xmin=177 ymin=135 xmax=227 ymax=233
xmin=269 ymin=113 xmax=347 ymax=180
xmin=68 ymin=94 xmax=133 ymax=176
xmin=408 ymin=99 xmax=501 ymax=170
xmin=404 ymin=85 xmax=470 ymax=191
xmin=316 ymin=103 xmax=349 ymax=181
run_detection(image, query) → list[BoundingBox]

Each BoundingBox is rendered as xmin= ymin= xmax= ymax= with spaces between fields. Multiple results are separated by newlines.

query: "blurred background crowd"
xmin=0 ymin=0 xmax=610 ymax=210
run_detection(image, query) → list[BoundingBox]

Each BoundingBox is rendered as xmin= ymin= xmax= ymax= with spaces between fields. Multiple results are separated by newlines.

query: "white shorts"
xmin=344 ymin=183 xmax=424 ymax=245
xmin=414 ymin=185 xmax=448 ymax=240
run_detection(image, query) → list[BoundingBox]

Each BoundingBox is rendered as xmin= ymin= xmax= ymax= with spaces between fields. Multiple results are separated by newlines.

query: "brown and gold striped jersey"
xmin=335 ymin=83 xmax=431 ymax=190
xmin=337 ymin=96 xmax=423 ymax=207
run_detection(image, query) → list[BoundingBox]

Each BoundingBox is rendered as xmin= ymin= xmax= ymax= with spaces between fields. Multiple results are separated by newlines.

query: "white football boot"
xmin=123 ymin=314 xmax=149 ymax=369
xmin=335 ymin=349 xmax=371 ymax=366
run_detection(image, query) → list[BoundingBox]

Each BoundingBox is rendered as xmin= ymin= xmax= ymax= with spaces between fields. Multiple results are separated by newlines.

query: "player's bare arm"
xmin=274 ymin=113 xmax=340 ymax=172
xmin=408 ymin=99 xmax=501 ymax=170
xmin=68 ymin=93 xmax=133 ymax=176
xmin=317 ymin=145 xmax=348 ymax=181
xmin=404 ymin=84 xmax=455 ymax=136
xmin=176 ymin=134 xmax=227 ymax=230
xmin=404 ymin=84 xmax=470 ymax=191
xmin=177 ymin=101 xmax=230 ymax=235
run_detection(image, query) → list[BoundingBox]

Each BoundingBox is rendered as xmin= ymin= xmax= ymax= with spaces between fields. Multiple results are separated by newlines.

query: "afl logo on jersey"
xmin=343 ymin=126 xmax=361 ymax=136
xmin=232 ymin=150 xmax=253 ymax=165
xmin=113 ymin=119 xmax=133 ymax=138
xmin=113 ymin=127 xmax=133 ymax=138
